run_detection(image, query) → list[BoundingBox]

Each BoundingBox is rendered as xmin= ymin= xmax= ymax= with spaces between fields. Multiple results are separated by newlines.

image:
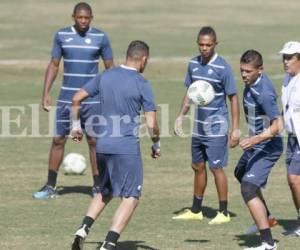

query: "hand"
xmin=174 ymin=116 xmax=184 ymax=137
xmin=42 ymin=94 xmax=51 ymax=112
xmin=229 ymin=129 xmax=241 ymax=148
xmin=239 ymin=137 xmax=256 ymax=151
xmin=151 ymin=146 xmax=161 ymax=159
xmin=70 ymin=128 xmax=83 ymax=143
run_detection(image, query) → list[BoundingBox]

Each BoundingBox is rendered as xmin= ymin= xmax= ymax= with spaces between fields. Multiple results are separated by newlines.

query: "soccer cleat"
xmin=32 ymin=185 xmax=59 ymax=199
xmin=172 ymin=209 xmax=203 ymax=220
xmin=96 ymin=241 xmax=116 ymax=250
xmin=243 ymin=242 xmax=277 ymax=250
xmin=282 ymin=224 xmax=300 ymax=237
xmin=71 ymin=226 xmax=88 ymax=250
xmin=208 ymin=211 xmax=230 ymax=225
xmin=245 ymin=216 xmax=278 ymax=235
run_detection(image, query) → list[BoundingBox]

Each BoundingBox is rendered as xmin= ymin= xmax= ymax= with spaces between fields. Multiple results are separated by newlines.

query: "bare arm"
xmin=103 ymin=59 xmax=114 ymax=70
xmin=174 ymin=93 xmax=190 ymax=136
xmin=240 ymin=116 xmax=283 ymax=150
xmin=228 ymin=94 xmax=240 ymax=148
xmin=70 ymin=89 xmax=90 ymax=142
xmin=42 ymin=58 xmax=60 ymax=111
xmin=145 ymin=111 xmax=161 ymax=158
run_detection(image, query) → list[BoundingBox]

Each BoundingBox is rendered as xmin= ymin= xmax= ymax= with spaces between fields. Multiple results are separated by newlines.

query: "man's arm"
xmin=228 ymin=94 xmax=240 ymax=148
xmin=174 ymin=93 xmax=190 ymax=136
xmin=70 ymin=89 xmax=90 ymax=142
xmin=42 ymin=58 xmax=60 ymax=111
xmin=103 ymin=59 xmax=114 ymax=70
xmin=240 ymin=116 xmax=283 ymax=150
xmin=144 ymin=111 xmax=160 ymax=158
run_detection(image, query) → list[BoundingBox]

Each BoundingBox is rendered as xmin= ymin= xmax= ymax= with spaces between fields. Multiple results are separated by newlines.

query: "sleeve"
xmin=260 ymin=92 xmax=280 ymax=121
xmin=222 ymin=63 xmax=237 ymax=95
xmin=82 ymin=74 xmax=101 ymax=98
xmin=51 ymin=32 xmax=62 ymax=59
xmin=184 ymin=64 xmax=192 ymax=88
xmin=99 ymin=34 xmax=113 ymax=60
xmin=140 ymin=81 xmax=156 ymax=112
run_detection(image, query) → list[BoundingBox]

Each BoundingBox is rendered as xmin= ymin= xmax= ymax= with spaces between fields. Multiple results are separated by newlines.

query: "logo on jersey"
xmin=192 ymin=67 xmax=199 ymax=72
xmin=65 ymin=38 xmax=73 ymax=42
xmin=85 ymin=38 xmax=92 ymax=44
xmin=208 ymin=68 xmax=214 ymax=75
xmin=247 ymin=92 xmax=251 ymax=97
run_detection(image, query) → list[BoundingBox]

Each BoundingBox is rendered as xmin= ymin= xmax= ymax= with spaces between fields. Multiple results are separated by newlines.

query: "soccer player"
xmin=279 ymin=41 xmax=300 ymax=237
xmin=173 ymin=26 xmax=240 ymax=224
xmin=235 ymin=50 xmax=283 ymax=250
xmin=70 ymin=40 xmax=161 ymax=250
xmin=33 ymin=2 xmax=114 ymax=199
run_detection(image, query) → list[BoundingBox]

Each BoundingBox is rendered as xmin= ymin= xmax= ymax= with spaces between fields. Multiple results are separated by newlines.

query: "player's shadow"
xmin=277 ymin=219 xmax=298 ymax=231
xmin=85 ymin=240 xmax=158 ymax=250
xmin=184 ymin=239 xmax=210 ymax=243
xmin=57 ymin=185 xmax=92 ymax=196
xmin=233 ymin=234 xmax=278 ymax=248
xmin=173 ymin=206 xmax=237 ymax=219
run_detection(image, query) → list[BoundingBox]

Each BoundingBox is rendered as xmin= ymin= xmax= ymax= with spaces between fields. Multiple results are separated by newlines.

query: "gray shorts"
xmin=286 ymin=134 xmax=300 ymax=176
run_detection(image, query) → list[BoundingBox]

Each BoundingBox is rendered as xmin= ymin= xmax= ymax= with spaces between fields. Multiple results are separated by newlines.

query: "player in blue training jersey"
xmin=69 ymin=41 xmax=161 ymax=250
xmin=33 ymin=2 xmax=114 ymax=199
xmin=173 ymin=26 xmax=240 ymax=224
xmin=235 ymin=50 xmax=283 ymax=250
xmin=279 ymin=41 xmax=300 ymax=237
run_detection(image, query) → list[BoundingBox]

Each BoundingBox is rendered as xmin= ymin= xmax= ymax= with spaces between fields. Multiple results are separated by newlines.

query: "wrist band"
xmin=72 ymin=119 xmax=81 ymax=130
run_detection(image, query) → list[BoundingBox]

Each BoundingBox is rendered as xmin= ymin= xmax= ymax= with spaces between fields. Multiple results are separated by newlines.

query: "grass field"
xmin=1 ymin=0 xmax=300 ymax=249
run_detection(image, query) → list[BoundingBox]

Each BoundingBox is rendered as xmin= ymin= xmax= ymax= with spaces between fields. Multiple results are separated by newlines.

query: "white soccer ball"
xmin=63 ymin=153 xmax=87 ymax=175
xmin=187 ymin=80 xmax=215 ymax=106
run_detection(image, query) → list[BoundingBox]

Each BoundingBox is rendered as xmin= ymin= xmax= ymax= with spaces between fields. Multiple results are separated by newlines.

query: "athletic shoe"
xmin=245 ymin=216 xmax=278 ymax=235
xmin=282 ymin=224 xmax=300 ymax=237
xmin=96 ymin=241 xmax=116 ymax=250
xmin=208 ymin=211 xmax=230 ymax=225
xmin=244 ymin=242 xmax=277 ymax=250
xmin=71 ymin=227 xmax=87 ymax=250
xmin=172 ymin=209 xmax=203 ymax=220
xmin=32 ymin=185 xmax=58 ymax=199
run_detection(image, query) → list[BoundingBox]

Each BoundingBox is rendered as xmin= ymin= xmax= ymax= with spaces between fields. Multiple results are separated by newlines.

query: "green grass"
xmin=1 ymin=0 xmax=300 ymax=249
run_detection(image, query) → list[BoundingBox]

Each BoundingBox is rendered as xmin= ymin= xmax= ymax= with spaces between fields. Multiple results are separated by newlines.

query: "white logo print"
xmin=85 ymin=38 xmax=92 ymax=44
xmin=247 ymin=92 xmax=251 ymax=97
xmin=246 ymin=173 xmax=255 ymax=178
xmin=213 ymin=159 xmax=221 ymax=164
xmin=192 ymin=67 xmax=199 ymax=72
xmin=208 ymin=69 xmax=213 ymax=75
xmin=137 ymin=185 xmax=142 ymax=191
xmin=65 ymin=38 xmax=73 ymax=42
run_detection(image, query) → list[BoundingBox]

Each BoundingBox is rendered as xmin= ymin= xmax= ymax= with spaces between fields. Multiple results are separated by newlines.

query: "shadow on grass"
xmin=277 ymin=219 xmax=298 ymax=231
xmin=184 ymin=239 xmax=210 ymax=243
xmin=233 ymin=234 xmax=279 ymax=248
xmin=173 ymin=206 xmax=237 ymax=219
xmin=57 ymin=185 xmax=92 ymax=196
xmin=85 ymin=240 xmax=158 ymax=250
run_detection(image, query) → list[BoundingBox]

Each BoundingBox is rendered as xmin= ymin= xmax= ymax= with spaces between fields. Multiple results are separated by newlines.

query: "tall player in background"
xmin=173 ymin=26 xmax=240 ymax=224
xmin=33 ymin=2 xmax=114 ymax=199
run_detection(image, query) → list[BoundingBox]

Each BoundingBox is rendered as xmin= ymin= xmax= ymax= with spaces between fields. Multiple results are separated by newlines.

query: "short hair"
xmin=73 ymin=2 xmax=92 ymax=15
xmin=240 ymin=50 xmax=263 ymax=68
xmin=197 ymin=26 xmax=217 ymax=41
xmin=126 ymin=40 xmax=149 ymax=61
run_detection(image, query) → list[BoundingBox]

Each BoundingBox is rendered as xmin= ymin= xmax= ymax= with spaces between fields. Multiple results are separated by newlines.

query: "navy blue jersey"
xmin=243 ymin=73 xmax=282 ymax=146
xmin=83 ymin=65 xmax=156 ymax=154
xmin=185 ymin=54 xmax=237 ymax=137
xmin=51 ymin=26 xmax=113 ymax=104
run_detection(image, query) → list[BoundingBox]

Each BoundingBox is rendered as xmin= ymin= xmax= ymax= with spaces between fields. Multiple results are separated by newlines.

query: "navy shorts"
xmin=235 ymin=140 xmax=283 ymax=187
xmin=54 ymin=102 xmax=100 ymax=137
xmin=286 ymin=134 xmax=300 ymax=175
xmin=96 ymin=153 xmax=143 ymax=198
xmin=191 ymin=136 xmax=228 ymax=168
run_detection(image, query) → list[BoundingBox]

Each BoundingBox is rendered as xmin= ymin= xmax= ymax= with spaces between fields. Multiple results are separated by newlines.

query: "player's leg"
xmin=172 ymin=137 xmax=206 ymax=220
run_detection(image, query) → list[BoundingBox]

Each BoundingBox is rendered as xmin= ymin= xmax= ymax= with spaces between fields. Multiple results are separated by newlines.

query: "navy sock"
xmin=93 ymin=175 xmax=101 ymax=187
xmin=81 ymin=216 xmax=94 ymax=234
xmin=47 ymin=170 xmax=57 ymax=188
xmin=191 ymin=195 xmax=203 ymax=213
xmin=219 ymin=200 xmax=228 ymax=216
xmin=259 ymin=228 xmax=274 ymax=246
xmin=105 ymin=230 xmax=120 ymax=245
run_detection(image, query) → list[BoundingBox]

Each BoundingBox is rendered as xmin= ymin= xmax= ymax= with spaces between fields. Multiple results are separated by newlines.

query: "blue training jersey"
xmin=51 ymin=26 xmax=113 ymax=104
xmin=243 ymin=73 xmax=282 ymax=146
xmin=185 ymin=53 xmax=237 ymax=137
xmin=83 ymin=65 xmax=156 ymax=154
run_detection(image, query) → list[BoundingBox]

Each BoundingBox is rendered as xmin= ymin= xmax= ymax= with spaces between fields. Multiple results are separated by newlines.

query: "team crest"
xmin=85 ymin=38 xmax=92 ymax=44
xmin=208 ymin=68 xmax=213 ymax=75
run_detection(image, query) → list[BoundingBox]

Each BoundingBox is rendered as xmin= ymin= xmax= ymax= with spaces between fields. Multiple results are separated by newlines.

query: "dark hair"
xmin=240 ymin=50 xmax=263 ymax=68
xmin=73 ymin=2 xmax=92 ymax=15
xmin=126 ymin=40 xmax=149 ymax=61
xmin=198 ymin=26 xmax=217 ymax=41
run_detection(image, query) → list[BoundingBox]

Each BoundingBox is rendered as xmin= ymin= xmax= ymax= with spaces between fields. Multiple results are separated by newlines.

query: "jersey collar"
xmin=120 ymin=64 xmax=137 ymax=71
